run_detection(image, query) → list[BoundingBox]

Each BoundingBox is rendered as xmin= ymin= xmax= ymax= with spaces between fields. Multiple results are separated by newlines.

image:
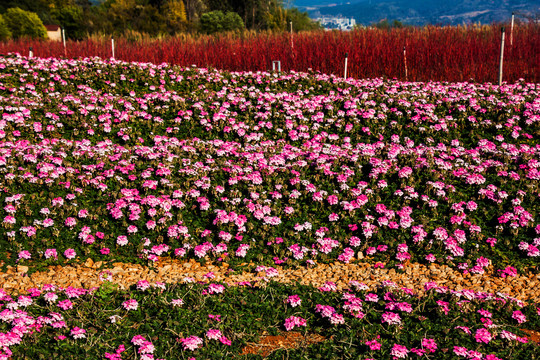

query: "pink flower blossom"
xmin=284 ymin=316 xmax=307 ymax=331
xmin=123 ymin=299 xmax=139 ymax=311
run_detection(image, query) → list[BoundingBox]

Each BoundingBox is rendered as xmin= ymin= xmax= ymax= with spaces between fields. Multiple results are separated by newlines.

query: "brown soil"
xmin=521 ymin=329 xmax=540 ymax=344
xmin=240 ymin=331 xmax=327 ymax=358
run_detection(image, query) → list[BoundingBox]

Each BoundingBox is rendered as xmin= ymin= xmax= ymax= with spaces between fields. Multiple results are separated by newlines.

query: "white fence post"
xmin=403 ymin=46 xmax=408 ymax=81
xmin=290 ymin=21 xmax=294 ymax=51
xmin=111 ymin=36 xmax=115 ymax=59
xmin=510 ymin=12 xmax=515 ymax=46
xmin=499 ymin=27 xmax=505 ymax=86
xmin=344 ymin=52 xmax=348 ymax=79
xmin=62 ymin=28 xmax=67 ymax=58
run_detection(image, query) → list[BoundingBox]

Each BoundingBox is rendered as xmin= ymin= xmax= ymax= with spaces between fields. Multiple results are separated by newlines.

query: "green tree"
xmin=222 ymin=11 xmax=244 ymax=31
xmin=287 ymin=8 xmax=320 ymax=31
xmin=163 ymin=0 xmax=187 ymax=33
xmin=0 ymin=14 xmax=12 ymax=40
xmin=199 ymin=10 xmax=225 ymax=33
xmin=51 ymin=5 xmax=85 ymax=39
xmin=4 ymin=7 xmax=48 ymax=39
xmin=0 ymin=0 xmax=50 ymax=22
xmin=199 ymin=10 xmax=244 ymax=34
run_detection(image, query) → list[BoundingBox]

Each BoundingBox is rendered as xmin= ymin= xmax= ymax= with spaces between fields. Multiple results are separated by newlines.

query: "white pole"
xmin=510 ymin=12 xmax=515 ymax=46
xmin=111 ymin=37 xmax=115 ymax=59
xmin=344 ymin=52 xmax=348 ymax=79
xmin=403 ymin=46 xmax=408 ymax=81
xmin=499 ymin=27 xmax=505 ymax=86
xmin=290 ymin=21 xmax=293 ymax=50
xmin=62 ymin=28 xmax=66 ymax=57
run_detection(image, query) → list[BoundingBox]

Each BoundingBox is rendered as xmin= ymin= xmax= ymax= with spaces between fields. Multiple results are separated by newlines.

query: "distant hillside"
xmin=292 ymin=0 xmax=540 ymax=26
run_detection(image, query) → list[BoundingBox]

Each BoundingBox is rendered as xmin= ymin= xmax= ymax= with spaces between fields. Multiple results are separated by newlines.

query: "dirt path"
xmin=2 ymin=258 xmax=539 ymax=303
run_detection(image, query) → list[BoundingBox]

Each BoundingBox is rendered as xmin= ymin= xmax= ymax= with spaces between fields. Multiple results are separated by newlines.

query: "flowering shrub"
xmin=0 ymin=55 xmax=539 ymax=278
xmin=0 ymin=54 xmax=539 ymax=358
xmin=0 ymin=280 xmax=537 ymax=359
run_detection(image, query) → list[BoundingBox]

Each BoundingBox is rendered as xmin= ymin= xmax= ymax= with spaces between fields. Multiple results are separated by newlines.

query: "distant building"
xmin=314 ymin=15 xmax=356 ymax=31
xmin=45 ymin=25 xmax=62 ymax=41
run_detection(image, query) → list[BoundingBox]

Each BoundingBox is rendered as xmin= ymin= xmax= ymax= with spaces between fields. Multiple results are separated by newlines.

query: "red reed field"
xmin=1 ymin=24 xmax=539 ymax=83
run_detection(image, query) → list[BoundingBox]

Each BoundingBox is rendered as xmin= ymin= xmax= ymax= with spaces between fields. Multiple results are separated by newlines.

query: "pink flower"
xmin=219 ymin=336 xmax=232 ymax=346
xmin=284 ymin=316 xmax=307 ymax=331
xmin=179 ymin=335 xmax=203 ymax=351
xmin=381 ymin=311 xmax=401 ymax=325
xmin=512 ymin=310 xmax=527 ymax=324
xmin=235 ymin=244 xmax=250 ymax=258
xmin=18 ymin=250 xmax=31 ymax=260
xmin=132 ymin=335 xmax=147 ymax=346
xmin=171 ymin=299 xmax=184 ymax=307
xmin=453 ymin=346 xmax=468 ymax=356
xmin=206 ymin=329 xmax=222 ymax=340
xmin=64 ymin=248 xmax=76 ymax=259
xmin=71 ymin=327 xmax=86 ymax=339
xmin=391 ymin=343 xmax=409 ymax=358
xmin=117 ymin=235 xmax=129 ymax=246
xmin=44 ymin=249 xmax=58 ymax=260
xmin=421 ymin=338 xmax=437 ymax=353
xmin=365 ymin=336 xmax=381 ymax=350
xmin=137 ymin=280 xmax=151 ymax=291
xmin=3 ymin=216 xmax=16 ymax=224
xmin=286 ymin=295 xmax=302 ymax=307
xmin=58 ymin=299 xmax=73 ymax=310
xmin=475 ymin=328 xmax=492 ymax=344
xmin=208 ymin=283 xmax=225 ymax=294
xmin=123 ymin=299 xmax=139 ymax=311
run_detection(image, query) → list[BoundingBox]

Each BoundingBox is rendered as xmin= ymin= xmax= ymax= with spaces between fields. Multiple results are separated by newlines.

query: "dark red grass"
xmin=1 ymin=25 xmax=538 ymax=83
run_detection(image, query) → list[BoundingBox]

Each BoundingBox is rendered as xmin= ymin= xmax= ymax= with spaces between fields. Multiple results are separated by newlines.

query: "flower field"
xmin=0 ymin=54 xmax=539 ymax=358
xmin=1 ymin=24 xmax=539 ymax=83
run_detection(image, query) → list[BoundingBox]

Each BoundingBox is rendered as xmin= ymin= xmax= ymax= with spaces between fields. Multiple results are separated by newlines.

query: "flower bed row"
xmin=0 ymin=280 xmax=538 ymax=359
xmin=0 ymin=55 xmax=539 ymax=277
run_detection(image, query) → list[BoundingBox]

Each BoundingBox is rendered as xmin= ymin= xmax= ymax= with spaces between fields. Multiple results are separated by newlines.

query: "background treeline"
xmin=0 ymin=0 xmax=320 ymax=40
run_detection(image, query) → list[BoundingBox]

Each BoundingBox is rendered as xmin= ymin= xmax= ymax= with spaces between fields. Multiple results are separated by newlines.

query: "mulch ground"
xmin=2 ymin=258 xmax=539 ymax=302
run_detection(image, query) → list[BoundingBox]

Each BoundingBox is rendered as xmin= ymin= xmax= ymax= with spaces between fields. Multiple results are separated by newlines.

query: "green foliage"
xmin=2 ymin=281 xmax=539 ymax=359
xmin=199 ymin=10 xmax=244 ymax=34
xmin=222 ymin=11 xmax=245 ymax=31
xmin=287 ymin=8 xmax=321 ymax=31
xmin=51 ymin=5 xmax=85 ymax=40
xmin=4 ymin=7 xmax=48 ymax=39
xmin=163 ymin=0 xmax=188 ymax=33
xmin=0 ymin=14 xmax=12 ymax=40
xmin=0 ymin=0 xmax=319 ymax=38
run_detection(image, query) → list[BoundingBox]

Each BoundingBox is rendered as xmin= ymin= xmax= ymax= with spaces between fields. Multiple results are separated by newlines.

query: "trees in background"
xmin=4 ymin=7 xmax=48 ymax=39
xmin=0 ymin=14 xmax=12 ymax=41
xmin=199 ymin=11 xmax=244 ymax=34
xmin=0 ymin=0 xmax=320 ymax=39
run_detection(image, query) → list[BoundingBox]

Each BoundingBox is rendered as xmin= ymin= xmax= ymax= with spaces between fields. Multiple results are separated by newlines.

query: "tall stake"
xmin=499 ymin=27 xmax=505 ymax=86
xmin=62 ymin=28 xmax=67 ymax=58
xmin=344 ymin=52 xmax=348 ymax=79
xmin=510 ymin=12 xmax=515 ymax=46
xmin=403 ymin=46 xmax=408 ymax=81
xmin=111 ymin=36 xmax=115 ymax=59
xmin=290 ymin=21 xmax=294 ymax=51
